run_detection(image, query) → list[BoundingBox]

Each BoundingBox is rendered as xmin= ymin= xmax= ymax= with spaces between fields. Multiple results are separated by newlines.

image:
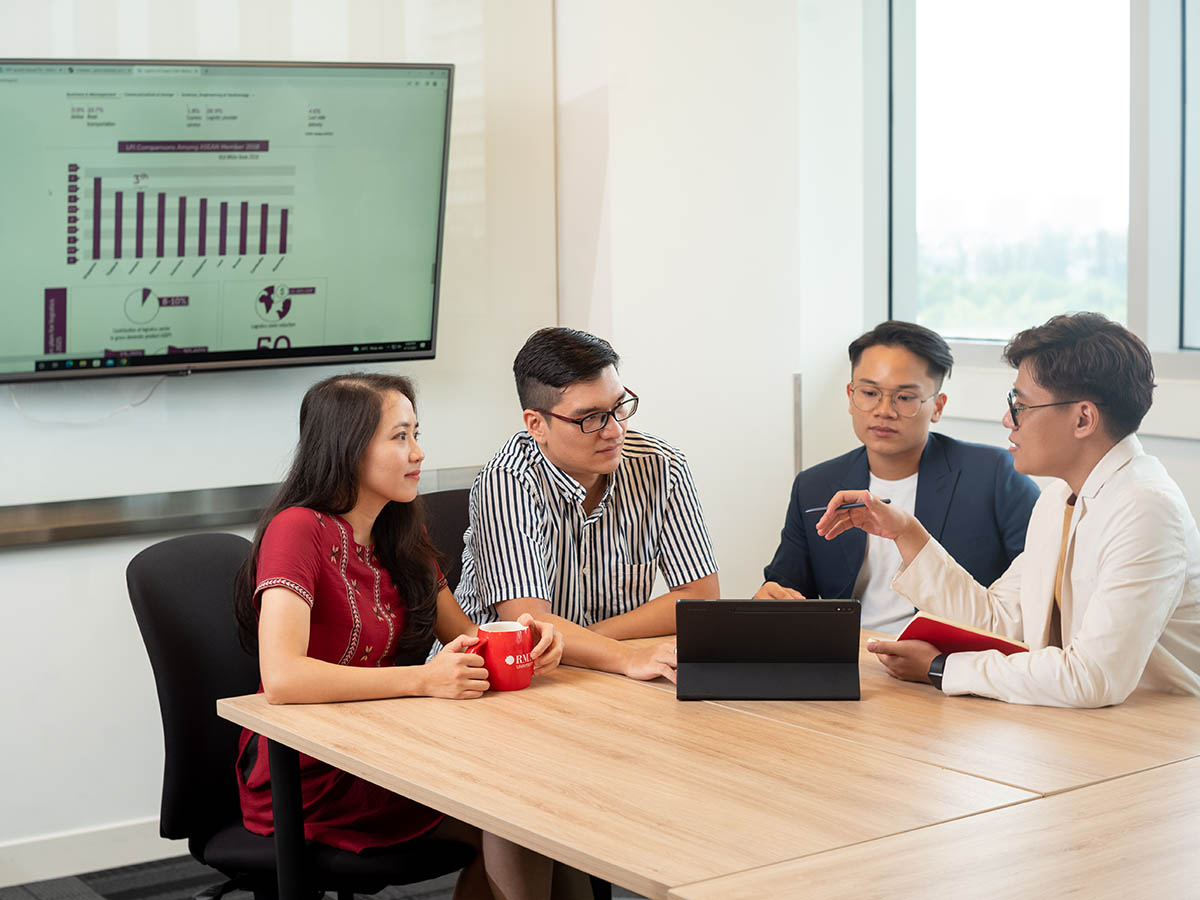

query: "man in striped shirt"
xmin=455 ymin=327 xmax=720 ymax=682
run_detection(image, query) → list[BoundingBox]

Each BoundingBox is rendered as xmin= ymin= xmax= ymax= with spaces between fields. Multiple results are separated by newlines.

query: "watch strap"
xmin=928 ymin=652 xmax=949 ymax=691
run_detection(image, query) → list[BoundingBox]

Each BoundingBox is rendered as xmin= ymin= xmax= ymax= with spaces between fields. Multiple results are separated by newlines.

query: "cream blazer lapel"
xmin=1055 ymin=436 xmax=1142 ymax=641
xmin=1019 ymin=438 xmax=1141 ymax=649
xmin=1018 ymin=479 xmax=1074 ymax=650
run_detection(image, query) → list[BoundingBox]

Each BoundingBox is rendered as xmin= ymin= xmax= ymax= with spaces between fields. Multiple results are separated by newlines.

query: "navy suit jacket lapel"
xmin=832 ymin=448 xmax=870 ymax=596
xmin=913 ymin=434 xmax=959 ymax=542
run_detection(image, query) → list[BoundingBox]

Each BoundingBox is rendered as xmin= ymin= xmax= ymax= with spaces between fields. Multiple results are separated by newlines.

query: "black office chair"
xmin=419 ymin=489 xmax=614 ymax=900
xmin=422 ymin=487 xmax=471 ymax=593
xmin=127 ymin=532 xmax=475 ymax=900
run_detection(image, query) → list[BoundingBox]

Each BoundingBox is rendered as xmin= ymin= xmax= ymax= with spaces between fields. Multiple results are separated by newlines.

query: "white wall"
xmin=0 ymin=0 xmax=557 ymax=885
xmin=555 ymin=0 xmax=872 ymax=598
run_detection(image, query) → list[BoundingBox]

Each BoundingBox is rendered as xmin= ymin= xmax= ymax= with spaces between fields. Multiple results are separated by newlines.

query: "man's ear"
xmin=1074 ymin=401 xmax=1102 ymax=439
xmin=930 ymin=392 xmax=948 ymax=423
xmin=523 ymin=408 xmax=547 ymax=442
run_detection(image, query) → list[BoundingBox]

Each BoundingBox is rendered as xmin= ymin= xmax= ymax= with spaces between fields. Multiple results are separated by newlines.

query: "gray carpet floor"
xmin=0 ymin=855 xmax=646 ymax=900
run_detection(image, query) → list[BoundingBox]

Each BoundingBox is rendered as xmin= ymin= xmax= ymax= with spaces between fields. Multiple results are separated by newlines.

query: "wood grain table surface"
xmin=631 ymin=631 xmax=1200 ymax=795
xmin=218 ymin=660 xmax=1033 ymax=899
xmin=668 ymin=755 xmax=1200 ymax=900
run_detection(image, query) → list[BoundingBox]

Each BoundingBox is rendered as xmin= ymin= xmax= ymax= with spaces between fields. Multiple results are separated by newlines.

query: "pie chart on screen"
xmin=124 ymin=287 xmax=159 ymax=325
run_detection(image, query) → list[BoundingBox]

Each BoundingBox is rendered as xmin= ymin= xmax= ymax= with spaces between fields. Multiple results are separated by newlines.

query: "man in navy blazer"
xmin=758 ymin=321 xmax=1040 ymax=633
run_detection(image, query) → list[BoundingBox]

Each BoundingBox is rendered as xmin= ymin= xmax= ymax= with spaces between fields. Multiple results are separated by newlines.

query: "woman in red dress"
xmin=234 ymin=372 xmax=564 ymax=899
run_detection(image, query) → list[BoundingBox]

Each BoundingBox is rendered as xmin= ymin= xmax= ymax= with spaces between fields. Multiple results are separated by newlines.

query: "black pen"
xmin=804 ymin=498 xmax=892 ymax=515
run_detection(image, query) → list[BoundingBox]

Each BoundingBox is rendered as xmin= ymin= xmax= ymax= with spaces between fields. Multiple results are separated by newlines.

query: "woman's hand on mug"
xmin=422 ymin=634 xmax=490 ymax=699
xmin=518 ymin=613 xmax=563 ymax=676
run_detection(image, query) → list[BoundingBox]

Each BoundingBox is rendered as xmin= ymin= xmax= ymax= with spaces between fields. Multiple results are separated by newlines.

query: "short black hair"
xmin=1003 ymin=312 xmax=1155 ymax=440
xmin=513 ymin=327 xmax=620 ymax=411
xmin=848 ymin=321 xmax=954 ymax=388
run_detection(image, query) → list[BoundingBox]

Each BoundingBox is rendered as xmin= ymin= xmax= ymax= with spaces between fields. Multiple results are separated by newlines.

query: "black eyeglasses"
xmin=1006 ymin=389 xmax=1097 ymax=428
xmin=537 ymin=388 xmax=639 ymax=434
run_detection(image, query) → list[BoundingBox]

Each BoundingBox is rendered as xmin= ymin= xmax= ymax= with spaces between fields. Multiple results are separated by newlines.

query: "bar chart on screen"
xmin=69 ymin=160 xmax=295 ymax=269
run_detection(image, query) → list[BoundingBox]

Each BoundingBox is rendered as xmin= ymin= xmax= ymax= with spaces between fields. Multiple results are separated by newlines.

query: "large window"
xmin=892 ymin=0 xmax=1130 ymax=341
xmin=1184 ymin=0 xmax=1200 ymax=348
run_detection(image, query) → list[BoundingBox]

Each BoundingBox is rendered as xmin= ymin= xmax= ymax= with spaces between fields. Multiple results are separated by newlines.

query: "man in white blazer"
xmin=814 ymin=313 xmax=1200 ymax=707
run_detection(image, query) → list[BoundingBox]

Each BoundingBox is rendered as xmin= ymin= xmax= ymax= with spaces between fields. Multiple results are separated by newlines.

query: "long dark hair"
xmin=235 ymin=372 xmax=442 ymax=654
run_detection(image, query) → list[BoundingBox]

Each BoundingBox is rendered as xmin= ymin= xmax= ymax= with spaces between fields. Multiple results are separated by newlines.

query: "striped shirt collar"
xmin=456 ymin=427 xmax=719 ymax=627
xmin=527 ymin=432 xmax=618 ymax=516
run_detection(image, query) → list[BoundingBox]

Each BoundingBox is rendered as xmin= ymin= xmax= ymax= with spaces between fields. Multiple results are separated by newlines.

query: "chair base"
xmin=196 ymin=822 xmax=476 ymax=895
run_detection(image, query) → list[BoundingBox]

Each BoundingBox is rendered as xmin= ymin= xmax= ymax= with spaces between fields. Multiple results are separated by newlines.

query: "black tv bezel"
xmin=0 ymin=57 xmax=454 ymax=384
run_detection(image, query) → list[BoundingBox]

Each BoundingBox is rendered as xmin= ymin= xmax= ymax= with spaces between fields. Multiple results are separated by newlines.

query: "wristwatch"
xmin=928 ymin=652 xmax=949 ymax=691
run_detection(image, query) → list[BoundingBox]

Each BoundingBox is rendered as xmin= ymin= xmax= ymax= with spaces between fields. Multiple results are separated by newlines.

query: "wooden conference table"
xmin=216 ymin=632 xmax=1200 ymax=899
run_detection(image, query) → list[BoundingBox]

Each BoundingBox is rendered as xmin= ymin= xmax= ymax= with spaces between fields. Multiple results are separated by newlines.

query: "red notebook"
xmin=896 ymin=611 xmax=1029 ymax=656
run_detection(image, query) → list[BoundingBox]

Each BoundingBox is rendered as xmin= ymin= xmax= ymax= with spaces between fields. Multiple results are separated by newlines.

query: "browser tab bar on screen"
xmin=132 ymin=66 xmax=202 ymax=77
xmin=0 ymin=65 xmax=70 ymax=74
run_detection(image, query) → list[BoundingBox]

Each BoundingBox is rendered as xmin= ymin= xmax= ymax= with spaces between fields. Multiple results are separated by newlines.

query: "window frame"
xmin=877 ymin=0 xmax=1200 ymax=441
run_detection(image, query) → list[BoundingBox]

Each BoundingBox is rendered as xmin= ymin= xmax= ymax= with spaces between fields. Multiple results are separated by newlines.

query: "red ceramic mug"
xmin=464 ymin=621 xmax=535 ymax=691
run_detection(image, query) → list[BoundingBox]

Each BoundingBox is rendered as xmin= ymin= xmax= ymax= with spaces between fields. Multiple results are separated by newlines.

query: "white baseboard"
xmin=0 ymin=817 xmax=187 ymax=888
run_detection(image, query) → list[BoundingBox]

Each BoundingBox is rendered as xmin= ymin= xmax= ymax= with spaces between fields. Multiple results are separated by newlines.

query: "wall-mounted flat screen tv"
xmin=0 ymin=59 xmax=452 ymax=383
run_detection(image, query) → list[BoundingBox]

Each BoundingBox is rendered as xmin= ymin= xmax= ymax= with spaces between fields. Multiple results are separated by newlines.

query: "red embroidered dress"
xmin=236 ymin=506 xmax=443 ymax=851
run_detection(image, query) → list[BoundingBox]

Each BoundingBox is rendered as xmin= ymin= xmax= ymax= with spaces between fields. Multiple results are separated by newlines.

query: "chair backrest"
xmin=127 ymin=532 xmax=254 ymax=842
xmin=422 ymin=488 xmax=471 ymax=593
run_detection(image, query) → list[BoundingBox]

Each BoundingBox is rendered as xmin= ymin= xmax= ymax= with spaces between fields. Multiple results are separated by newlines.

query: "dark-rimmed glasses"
xmin=849 ymin=383 xmax=936 ymax=418
xmin=537 ymin=388 xmax=639 ymax=434
xmin=1006 ymin=389 xmax=1096 ymax=428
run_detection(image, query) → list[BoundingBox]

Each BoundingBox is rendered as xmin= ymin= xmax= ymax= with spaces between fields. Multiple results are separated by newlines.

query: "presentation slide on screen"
xmin=0 ymin=62 xmax=449 ymax=375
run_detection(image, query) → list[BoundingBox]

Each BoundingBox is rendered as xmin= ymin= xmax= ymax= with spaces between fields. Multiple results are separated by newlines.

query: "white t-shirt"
xmin=851 ymin=471 xmax=920 ymax=633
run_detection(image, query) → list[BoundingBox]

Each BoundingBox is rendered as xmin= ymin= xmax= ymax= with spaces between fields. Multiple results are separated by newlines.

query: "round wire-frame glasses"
xmin=849 ymin=383 xmax=936 ymax=418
